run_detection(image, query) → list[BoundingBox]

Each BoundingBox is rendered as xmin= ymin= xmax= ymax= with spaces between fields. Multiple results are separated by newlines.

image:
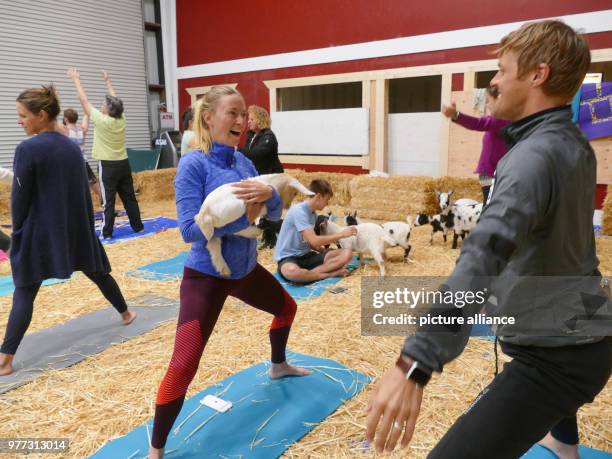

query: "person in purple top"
xmin=442 ymin=87 xmax=511 ymax=202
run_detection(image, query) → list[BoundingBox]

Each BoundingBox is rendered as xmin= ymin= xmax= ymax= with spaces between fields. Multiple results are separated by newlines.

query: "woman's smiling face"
xmin=204 ymin=94 xmax=247 ymax=147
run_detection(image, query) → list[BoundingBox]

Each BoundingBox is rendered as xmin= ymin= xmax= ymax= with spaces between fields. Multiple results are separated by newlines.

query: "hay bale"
xmin=285 ymin=169 xmax=355 ymax=206
xmin=347 ymin=175 xmax=481 ymax=221
xmin=603 ymin=187 xmax=612 ymax=236
xmin=0 ymin=181 xmax=11 ymax=221
xmin=132 ymin=168 xmax=176 ymax=203
xmin=348 ymin=175 xmax=434 ymax=221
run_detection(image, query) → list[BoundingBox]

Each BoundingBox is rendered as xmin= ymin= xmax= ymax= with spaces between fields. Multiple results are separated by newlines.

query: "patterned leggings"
xmin=151 ymin=264 xmax=297 ymax=448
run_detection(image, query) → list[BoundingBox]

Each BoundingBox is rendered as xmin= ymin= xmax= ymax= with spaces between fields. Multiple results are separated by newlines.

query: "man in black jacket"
xmin=241 ymin=105 xmax=284 ymax=175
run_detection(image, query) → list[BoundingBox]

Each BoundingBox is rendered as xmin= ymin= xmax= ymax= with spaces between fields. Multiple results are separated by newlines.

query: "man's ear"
xmin=531 ymin=63 xmax=551 ymax=88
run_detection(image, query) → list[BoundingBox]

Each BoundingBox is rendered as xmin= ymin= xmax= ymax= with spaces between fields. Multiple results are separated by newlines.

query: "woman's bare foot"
xmin=538 ymin=432 xmax=579 ymax=459
xmin=269 ymin=361 xmax=312 ymax=379
xmin=121 ymin=310 xmax=137 ymax=325
xmin=149 ymin=446 xmax=164 ymax=459
xmin=0 ymin=353 xmax=14 ymax=376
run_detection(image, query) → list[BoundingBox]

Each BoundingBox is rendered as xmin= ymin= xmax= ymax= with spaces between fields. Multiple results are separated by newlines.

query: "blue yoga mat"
xmin=91 ymin=352 xmax=370 ymax=458
xmin=127 ymin=252 xmax=189 ymax=282
xmin=0 ymin=274 xmax=77 ymax=297
xmin=522 ymin=444 xmax=611 ymax=458
xmin=128 ymin=252 xmax=358 ymax=301
xmin=274 ymin=257 xmax=361 ymax=301
xmin=470 ymin=323 xmax=495 ymax=340
xmin=96 ymin=216 xmax=177 ymax=244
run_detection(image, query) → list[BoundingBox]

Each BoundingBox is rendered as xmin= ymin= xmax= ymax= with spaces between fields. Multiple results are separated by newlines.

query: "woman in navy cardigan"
xmin=0 ymin=85 xmax=136 ymax=377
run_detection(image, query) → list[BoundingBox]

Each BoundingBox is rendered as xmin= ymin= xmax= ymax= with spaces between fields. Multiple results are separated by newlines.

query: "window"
xmin=277 ymin=82 xmax=362 ymax=111
xmin=475 ymin=70 xmax=497 ymax=89
xmin=388 ymin=76 xmax=441 ymax=113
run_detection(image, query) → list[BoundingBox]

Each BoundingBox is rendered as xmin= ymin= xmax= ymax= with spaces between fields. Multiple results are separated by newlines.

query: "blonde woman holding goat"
xmin=150 ymin=86 xmax=311 ymax=459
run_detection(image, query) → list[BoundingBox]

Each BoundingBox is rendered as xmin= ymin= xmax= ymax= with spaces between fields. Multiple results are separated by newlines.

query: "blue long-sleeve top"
xmin=175 ymin=142 xmax=282 ymax=279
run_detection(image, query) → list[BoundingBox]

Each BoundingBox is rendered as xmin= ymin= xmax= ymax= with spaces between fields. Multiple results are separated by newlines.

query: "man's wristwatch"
xmin=396 ymin=355 xmax=432 ymax=387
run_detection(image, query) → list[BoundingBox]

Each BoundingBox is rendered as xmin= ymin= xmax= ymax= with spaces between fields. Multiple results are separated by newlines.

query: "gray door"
xmin=0 ymin=0 xmax=151 ymax=168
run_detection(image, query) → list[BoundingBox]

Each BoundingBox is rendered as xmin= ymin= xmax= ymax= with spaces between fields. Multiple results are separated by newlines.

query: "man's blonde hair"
xmin=192 ymin=86 xmax=243 ymax=153
xmin=248 ymin=105 xmax=271 ymax=130
xmin=496 ymin=20 xmax=590 ymax=99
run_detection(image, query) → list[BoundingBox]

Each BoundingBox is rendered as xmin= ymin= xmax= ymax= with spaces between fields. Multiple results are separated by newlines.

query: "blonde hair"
xmin=192 ymin=86 xmax=243 ymax=153
xmin=496 ymin=20 xmax=590 ymax=99
xmin=248 ymin=105 xmax=271 ymax=130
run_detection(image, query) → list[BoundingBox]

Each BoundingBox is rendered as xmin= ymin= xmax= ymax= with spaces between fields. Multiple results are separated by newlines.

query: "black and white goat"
xmin=414 ymin=213 xmax=453 ymax=245
xmin=195 ymin=173 xmax=313 ymax=276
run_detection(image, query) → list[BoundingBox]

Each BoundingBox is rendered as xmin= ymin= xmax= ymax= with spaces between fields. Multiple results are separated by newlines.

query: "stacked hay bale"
xmin=347 ymin=175 xmax=481 ymax=221
xmin=348 ymin=175 xmax=431 ymax=220
xmin=0 ymin=181 xmax=10 ymax=221
xmin=132 ymin=168 xmax=177 ymax=203
xmin=285 ymin=168 xmax=353 ymax=206
xmin=603 ymin=188 xmax=612 ymax=236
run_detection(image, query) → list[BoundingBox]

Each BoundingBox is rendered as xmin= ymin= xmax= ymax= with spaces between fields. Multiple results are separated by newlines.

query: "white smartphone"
xmin=200 ymin=394 xmax=233 ymax=413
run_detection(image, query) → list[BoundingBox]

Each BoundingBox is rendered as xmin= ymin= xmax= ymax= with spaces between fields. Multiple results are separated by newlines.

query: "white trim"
xmin=160 ymin=0 xmax=178 ymax=129
xmin=177 ymin=10 xmax=612 ymax=80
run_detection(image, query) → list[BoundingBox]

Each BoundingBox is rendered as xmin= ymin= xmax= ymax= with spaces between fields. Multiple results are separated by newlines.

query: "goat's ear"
xmin=448 ymin=190 xmax=454 ymax=196
xmin=353 ymin=210 xmax=357 ymax=218
xmin=435 ymin=190 xmax=440 ymax=197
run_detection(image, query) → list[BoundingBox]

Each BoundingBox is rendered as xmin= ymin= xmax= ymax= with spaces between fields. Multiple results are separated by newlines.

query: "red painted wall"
xmin=176 ymin=0 xmax=610 ymax=66
xmin=177 ymin=31 xmax=612 ymax=119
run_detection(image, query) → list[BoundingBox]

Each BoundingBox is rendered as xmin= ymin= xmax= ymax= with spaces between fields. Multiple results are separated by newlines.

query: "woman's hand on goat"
xmin=245 ymin=202 xmax=265 ymax=224
xmin=232 ymin=180 xmax=274 ymax=204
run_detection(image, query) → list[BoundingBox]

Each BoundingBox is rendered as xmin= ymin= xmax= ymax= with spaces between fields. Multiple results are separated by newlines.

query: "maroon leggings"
xmin=151 ymin=264 xmax=297 ymax=448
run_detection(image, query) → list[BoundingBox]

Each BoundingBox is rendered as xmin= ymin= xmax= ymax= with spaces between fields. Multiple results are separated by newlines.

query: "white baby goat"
xmin=321 ymin=218 xmax=396 ymax=276
xmin=195 ymin=173 xmax=313 ymax=277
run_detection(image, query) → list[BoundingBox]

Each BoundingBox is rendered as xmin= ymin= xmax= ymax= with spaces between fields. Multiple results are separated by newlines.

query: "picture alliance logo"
xmin=371 ymin=287 xmax=488 ymax=309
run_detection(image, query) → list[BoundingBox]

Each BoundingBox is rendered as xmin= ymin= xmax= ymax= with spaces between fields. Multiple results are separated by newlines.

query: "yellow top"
xmin=90 ymin=106 xmax=127 ymax=160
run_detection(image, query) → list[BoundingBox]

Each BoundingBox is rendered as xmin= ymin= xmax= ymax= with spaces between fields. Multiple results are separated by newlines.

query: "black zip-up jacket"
xmin=241 ymin=129 xmax=284 ymax=175
xmin=403 ymin=106 xmax=611 ymax=373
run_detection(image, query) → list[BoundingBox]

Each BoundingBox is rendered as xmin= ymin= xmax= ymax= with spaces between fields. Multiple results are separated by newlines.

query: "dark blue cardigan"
xmin=10 ymin=131 xmax=110 ymax=287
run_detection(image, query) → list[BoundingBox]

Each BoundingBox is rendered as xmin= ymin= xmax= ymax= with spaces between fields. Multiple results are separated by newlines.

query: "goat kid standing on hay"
xmin=367 ymin=20 xmax=611 ymax=459
xmin=0 ymin=85 xmax=136 ymax=377
xmin=149 ymin=86 xmax=311 ymax=459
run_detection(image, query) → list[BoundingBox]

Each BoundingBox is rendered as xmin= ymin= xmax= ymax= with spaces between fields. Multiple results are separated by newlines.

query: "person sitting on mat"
xmin=0 ymin=85 xmax=136 ymax=377
xmin=68 ymin=68 xmax=144 ymax=239
xmin=149 ymin=86 xmax=311 ymax=459
xmin=366 ymin=20 xmax=611 ymax=459
xmin=274 ymin=179 xmax=357 ymax=284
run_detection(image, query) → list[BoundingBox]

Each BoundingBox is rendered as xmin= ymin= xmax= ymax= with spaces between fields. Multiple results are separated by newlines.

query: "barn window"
xmin=277 ymin=82 xmax=362 ymax=111
xmin=388 ymin=76 xmax=442 ymax=113
xmin=475 ymin=70 xmax=497 ymax=89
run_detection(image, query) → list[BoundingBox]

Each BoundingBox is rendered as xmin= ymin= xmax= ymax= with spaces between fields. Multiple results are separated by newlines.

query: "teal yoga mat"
xmin=91 ymin=352 xmax=371 ymax=458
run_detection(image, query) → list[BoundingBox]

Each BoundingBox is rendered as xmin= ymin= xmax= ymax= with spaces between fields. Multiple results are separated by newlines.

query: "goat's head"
xmin=314 ymin=214 xmax=330 ymax=235
xmin=344 ymin=210 xmax=359 ymax=226
xmin=437 ymin=190 xmax=454 ymax=211
xmin=414 ymin=213 xmax=430 ymax=226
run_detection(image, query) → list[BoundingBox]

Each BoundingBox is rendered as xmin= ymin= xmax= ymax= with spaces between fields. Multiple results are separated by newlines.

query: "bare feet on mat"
xmin=121 ymin=310 xmax=137 ymax=325
xmin=320 ymin=268 xmax=349 ymax=280
xmin=538 ymin=432 xmax=579 ymax=459
xmin=269 ymin=361 xmax=312 ymax=379
xmin=0 ymin=354 xmax=14 ymax=376
xmin=148 ymin=446 xmax=164 ymax=459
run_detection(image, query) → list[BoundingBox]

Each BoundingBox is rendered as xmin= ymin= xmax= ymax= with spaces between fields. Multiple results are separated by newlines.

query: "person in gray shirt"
xmin=366 ymin=20 xmax=611 ymax=459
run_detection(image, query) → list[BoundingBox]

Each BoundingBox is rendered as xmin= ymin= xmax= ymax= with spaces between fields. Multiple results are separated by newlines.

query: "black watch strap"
xmin=396 ymin=356 xmax=432 ymax=387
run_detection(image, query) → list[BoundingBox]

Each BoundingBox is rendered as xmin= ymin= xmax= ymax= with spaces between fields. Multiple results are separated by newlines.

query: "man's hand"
xmin=441 ymin=102 xmax=457 ymax=119
xmin=366 ymin=363 xmax=424 ymax=453
xmin=339 ymin=226 xmax=358 ymax=239
xmin=67 ymin=68 xmax=80 ymax=81
xmin=245 ymin=202 xmax=265 ymax=224
xmin=233 ymin=180 xmax=273 ymax=204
